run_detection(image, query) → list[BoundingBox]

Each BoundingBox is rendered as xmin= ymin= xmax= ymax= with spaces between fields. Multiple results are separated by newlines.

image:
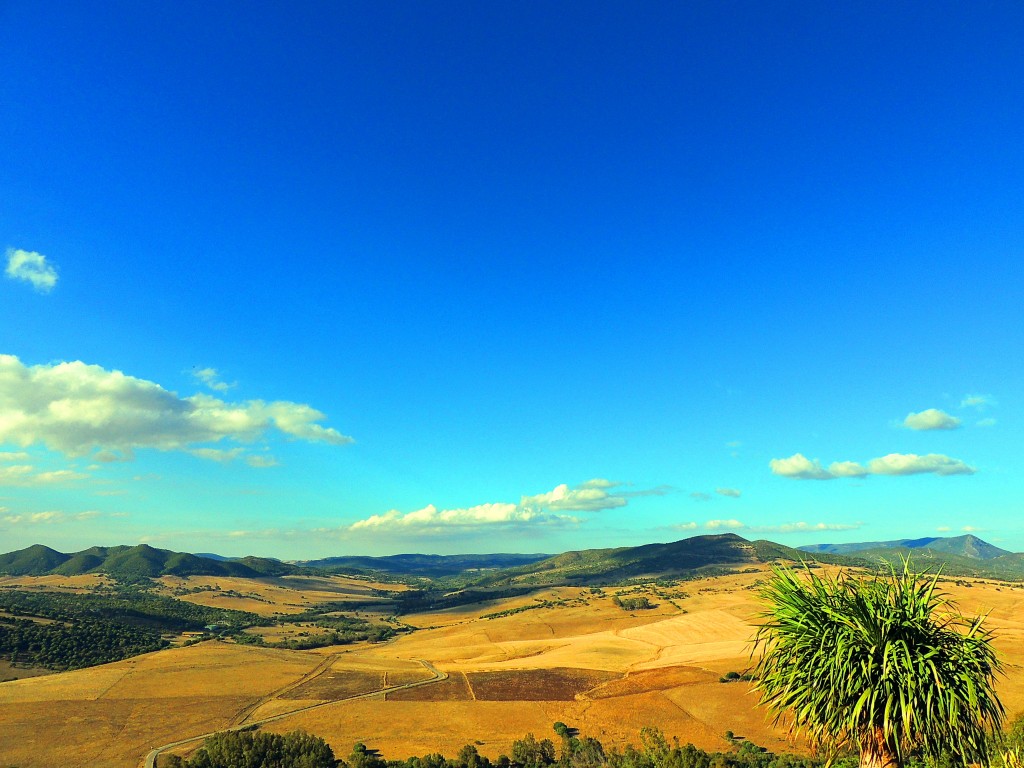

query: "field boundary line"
xmin=140 ymin=658 xmax=446 ymax=768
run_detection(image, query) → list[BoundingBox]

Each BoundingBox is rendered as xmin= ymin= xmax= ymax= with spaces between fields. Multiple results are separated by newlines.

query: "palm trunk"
xmin=860 ymin=729 xmax=899 ymax=768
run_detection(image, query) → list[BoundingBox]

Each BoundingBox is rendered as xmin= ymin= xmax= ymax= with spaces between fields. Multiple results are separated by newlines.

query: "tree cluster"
xmin=0 ymin=615 xmax=165 ymax=670
xmin=611 ymin=596 xmax=653 ymax=611
xmin=164 ymin=729 xmax=334 ymax=768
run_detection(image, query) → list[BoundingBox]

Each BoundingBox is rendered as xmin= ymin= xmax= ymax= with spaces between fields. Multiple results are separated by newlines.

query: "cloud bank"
xmin=770 ymin=452 xmax=974 ymax=480
xmin=0 ymin=355 xmax=352 ymax=461
xmin=348 ymin=478 xmax=639 ymax=534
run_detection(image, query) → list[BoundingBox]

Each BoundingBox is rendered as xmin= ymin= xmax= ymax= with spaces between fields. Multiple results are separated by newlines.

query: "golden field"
xmin=2 ymin=569 xmax=1023 ymax=768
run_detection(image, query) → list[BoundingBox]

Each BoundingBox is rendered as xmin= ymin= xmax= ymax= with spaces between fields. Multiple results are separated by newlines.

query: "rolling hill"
xmin=0 ymin=543 xmax=302 ymax=579
xmin=4 ymin=532 xmax=1023 ymax=586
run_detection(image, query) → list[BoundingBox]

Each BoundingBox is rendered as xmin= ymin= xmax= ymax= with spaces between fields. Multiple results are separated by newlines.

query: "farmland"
xmin=1 ymin=567 xmax=1023 ymax=768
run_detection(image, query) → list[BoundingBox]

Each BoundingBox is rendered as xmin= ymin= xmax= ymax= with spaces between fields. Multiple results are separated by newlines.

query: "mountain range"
xmin=798 ymin=534 xmax=1009 ymax=559
xmin=1 ymin=533 xmax=1022 ymax=584
xmin=0 ymin=543 xmax=301 ymax=580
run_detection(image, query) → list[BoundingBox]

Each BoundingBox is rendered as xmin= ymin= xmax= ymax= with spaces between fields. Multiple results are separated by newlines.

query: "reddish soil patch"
xmin=585 ymin=665 xmax=716 ymax=699
xmin=383 ymin=670 xmax=432 ymax=688
xmin=387 ymin=671 xmax=474 ymax=701
xmin=282 ymin=670 xmax=384 ymax=700
xmin=466 ymin=667 xmax=619 ymax=701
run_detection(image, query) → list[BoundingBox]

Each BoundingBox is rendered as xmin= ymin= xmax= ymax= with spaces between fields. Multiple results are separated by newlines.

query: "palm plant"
xmin=752 ymin=561 xmax=1004 ymax=768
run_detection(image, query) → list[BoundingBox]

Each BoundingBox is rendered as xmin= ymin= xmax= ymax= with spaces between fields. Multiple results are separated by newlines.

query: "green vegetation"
xmin=753 ymin=562 xmax=1004 ymax=768
xmin=0 ymin=614 xmax=164 ymax=670
xmin=268 ymin=608 xmax=398 ymax=648
xmin=163 ymin=729 xmax=334 ymax=768
xmin=612 ymin=596 xmax=654 ymax=611
xmin=0 ymin=543 xmax=300 ymax=579
xmin=0 ymin=587 xmax=268 ymax=670
xmin=0 ymin=586 xmax=267 ymax=631
xmin=320 ymin=727 xmax=831 ymax=768
xmin=159 ymin=715 xmax=1024 ymax=768
xmin=719 ymin=671 xmax=754 ymax=683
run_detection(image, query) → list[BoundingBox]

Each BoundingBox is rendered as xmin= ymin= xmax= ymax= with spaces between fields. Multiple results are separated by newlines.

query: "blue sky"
xmin=1 ymin=2 xmax=1022 ymax=558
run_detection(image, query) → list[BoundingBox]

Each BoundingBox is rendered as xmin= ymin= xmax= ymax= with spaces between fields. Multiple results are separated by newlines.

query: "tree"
xmin=752 ymin=562 xmax=1004 ymax=768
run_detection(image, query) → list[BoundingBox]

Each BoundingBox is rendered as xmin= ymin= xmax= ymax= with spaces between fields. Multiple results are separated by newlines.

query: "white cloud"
xmin=350 ymin=502 xmax=576 ymax=533
xmin=902 ymin=408 xmax=961 ymax=431
xmin=690 ymin=492 xmax=712 ymax=502
xmin=190 ymin=447 xmax=245 ymax=463
xmin=346 ymin=478 xmax=650 ymax=534
xmin=520 ymin=482 xmax=627 ymax=512
xmin=2 ymin=509 xmax=110 ymax=525
xmin=828 ymin=461 xmax=869 ymax=478
xmin=193 ymin=367 xmax=234 ymax=392
xmin=705 ymin=519 xmax=745 ymax=529
xmin=961 ymin=394 xmax=995 ymax=409
xmin=0 ymin=354 xmax=352 ymax=458
xmin=188 ymin=446 xmax=278 ymax=468
xmin=3 ymin=510 xmax=63 ymax=524
xmin=5 ymin=248 xmax=58 ymax=292
xmin=977 ymin=418 xmax=997 ymax=428
xmin=768 ymin=453 xmax=834 ymax=480
xmin=674 ymin=521 xmax=699 ymax=530
xmin=0 ymin=451 xmax=31 ymax=462
xmin=962 ymin=525 xmax=983 ymax=533
xmin=771 ymin=452 xmax=973 ymax=480
xmin=715 ymin=487 xmax=741 ymax=498
xmin=936 ymin=526 xmax=951 ymax=532
xmin=866 ymin=453 xmax=974 ymax=476
xmin=0 ymin=464 xmax=87 ymax=486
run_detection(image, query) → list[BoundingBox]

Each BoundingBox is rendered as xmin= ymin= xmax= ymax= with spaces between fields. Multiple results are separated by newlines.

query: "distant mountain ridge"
xmin=3 ymin=533 xmax=1022 ymax=584
xmin=799 ymin=534 xmax=1010 ymax=560
xmin=0 ymin=543 xmax=302 ymax=579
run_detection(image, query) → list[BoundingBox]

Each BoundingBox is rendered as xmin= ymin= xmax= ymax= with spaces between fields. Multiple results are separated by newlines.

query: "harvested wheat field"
xmin=3 ymin=569 xmax=1024 ymax=768
xmin=153 ymin=574 xmax=407 ymax=616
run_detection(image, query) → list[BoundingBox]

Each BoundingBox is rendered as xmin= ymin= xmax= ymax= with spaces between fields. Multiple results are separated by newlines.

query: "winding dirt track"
xmin=139 ymin=658 xmax=446 ymax=768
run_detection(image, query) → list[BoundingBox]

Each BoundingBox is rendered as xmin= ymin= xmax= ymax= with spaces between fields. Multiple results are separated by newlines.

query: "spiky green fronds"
xmin=752 ymin=561 xmax=1004 ymax=767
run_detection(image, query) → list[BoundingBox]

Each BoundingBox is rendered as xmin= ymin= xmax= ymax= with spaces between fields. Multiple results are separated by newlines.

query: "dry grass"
xmin=0 ymin=660 xmax=53 ymax=682
xmin=0 ymin=573 xmax=112 ymax=591
xmin=3 ymin=567 xmax=1024 ymax=768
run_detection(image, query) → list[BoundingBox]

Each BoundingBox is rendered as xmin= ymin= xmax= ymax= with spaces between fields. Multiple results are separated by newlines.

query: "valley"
xmin=2 ymin=551 xmax=1024 ymax=768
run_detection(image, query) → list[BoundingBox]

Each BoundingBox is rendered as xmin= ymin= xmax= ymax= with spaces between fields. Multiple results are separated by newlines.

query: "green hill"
xmin=0 ymin=544 xmax=70 ymax=575
xmin=471 ymin=533 xmax=818 ymax=586
xmin=0 ymin=543 xmax=269 ymax=579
